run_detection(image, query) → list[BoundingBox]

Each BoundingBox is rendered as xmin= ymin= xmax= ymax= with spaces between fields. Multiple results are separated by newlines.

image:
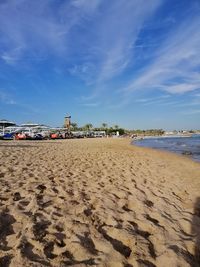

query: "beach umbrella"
xmin=0 ymin=119 xmax=16 ymax=135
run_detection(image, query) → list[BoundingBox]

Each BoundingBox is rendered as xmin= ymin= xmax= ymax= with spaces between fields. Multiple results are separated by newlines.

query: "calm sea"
xmin=133 ymin=135 xmax=200 ymax=162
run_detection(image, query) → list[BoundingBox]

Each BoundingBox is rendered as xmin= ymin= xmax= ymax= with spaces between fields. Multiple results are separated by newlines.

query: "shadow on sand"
xmin=192 ymin=197 xmax=200 ymax=266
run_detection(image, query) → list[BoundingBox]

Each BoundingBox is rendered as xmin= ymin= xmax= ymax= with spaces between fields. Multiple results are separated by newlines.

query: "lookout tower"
xmin=64 ymin=115 xmax=71 ymax=130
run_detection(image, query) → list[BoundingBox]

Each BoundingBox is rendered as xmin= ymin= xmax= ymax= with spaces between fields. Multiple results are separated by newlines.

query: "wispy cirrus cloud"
xmin=181 ymin=109 xmax=200 ymax=115
xmin=81 ymin=102 xmax=100 ymax=107
xmin=0 ymin=89 xmax=40 ymax=114
xmin=1 ymin=46 xmax=24 ymax=65
xmin=68 ymin=62 xmax=97 ymax=85
xmin=71 ymin=0 xmax=101 ymax=12
xmin=0 ymin=0 xmax=162 ymax=99
xmin=164 ymin=83 xmax=200 ymax=94
xmin=0 ymin=90 xmax=16 ymax=105
xmin=0 ymin=0 xmax=100 ymax=65
xmin=88 ymin=0 xmax=161 ymax=84
xmin=65 ymin=0 xmax=162 ymax=101
xmin=135 ymin=94 xmax=170 ymax=103
xmin=1 ymin=0 xmax=200 ymax=129
xmin=123 ymin=8 xmax=200 ymax=97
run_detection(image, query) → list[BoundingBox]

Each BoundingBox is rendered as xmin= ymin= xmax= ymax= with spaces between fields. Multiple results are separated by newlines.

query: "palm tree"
xmin=114 ymin=125 xmax=119 ymax=129
xmin=101 ymin=123 xmax=108 ymax=129
xmin=84 ymin=123 xmax=93 ymax=131
xmin=71 ymin=123 xmax=78 ymax=130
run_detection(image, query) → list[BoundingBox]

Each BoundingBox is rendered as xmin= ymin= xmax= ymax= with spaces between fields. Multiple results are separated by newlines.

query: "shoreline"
xmin=131 ymin=135 xmax=200 ymax=163
xmin=0 ymin=138 xmax=200 ymax=266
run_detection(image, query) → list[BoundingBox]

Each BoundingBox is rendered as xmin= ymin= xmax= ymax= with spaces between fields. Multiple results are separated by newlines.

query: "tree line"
xmin=127 ymin=129 xmax=165 ymax=136
xmin=69 ymin=123 xmax=164 ymax=136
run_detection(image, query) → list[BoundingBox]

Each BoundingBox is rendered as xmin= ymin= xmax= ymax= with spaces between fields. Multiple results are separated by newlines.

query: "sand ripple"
xmin=0 ymin=139 xmax=200 ymax=267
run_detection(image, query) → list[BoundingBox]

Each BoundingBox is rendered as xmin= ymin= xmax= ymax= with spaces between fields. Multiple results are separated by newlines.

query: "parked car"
xmin=2 ymin=133 xmax=15 ymax=140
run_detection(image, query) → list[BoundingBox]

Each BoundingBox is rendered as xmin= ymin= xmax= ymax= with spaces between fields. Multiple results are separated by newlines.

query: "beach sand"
xmin=0 ymin=138 xmax=200 ymax=267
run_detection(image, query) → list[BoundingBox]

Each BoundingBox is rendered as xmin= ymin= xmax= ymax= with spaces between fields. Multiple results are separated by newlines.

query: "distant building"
xmin=165 ymin=131 xmax=174 ymax=135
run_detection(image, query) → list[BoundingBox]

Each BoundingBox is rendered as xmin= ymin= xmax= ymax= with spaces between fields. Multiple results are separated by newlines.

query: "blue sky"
xmin=0 ymin=0 xmax=200 ymax=130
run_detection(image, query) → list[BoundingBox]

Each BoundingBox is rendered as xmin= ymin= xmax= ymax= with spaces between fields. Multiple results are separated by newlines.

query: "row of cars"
xmin=0 ymin=132 xmax=71 ymax=140
xmin=0 ymin=130 xmax=106 ymax=140
xmin=1 ymin=132 xmax=45 ymax=140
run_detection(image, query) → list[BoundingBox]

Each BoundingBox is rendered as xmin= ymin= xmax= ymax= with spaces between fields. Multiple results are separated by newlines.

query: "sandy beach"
xmin=0 ymin=138 xmax=200 ymax=267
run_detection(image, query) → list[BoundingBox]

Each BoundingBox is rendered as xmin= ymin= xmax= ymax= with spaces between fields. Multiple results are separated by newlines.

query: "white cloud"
xmin=164 ymin=83 xmax=200 ymax=94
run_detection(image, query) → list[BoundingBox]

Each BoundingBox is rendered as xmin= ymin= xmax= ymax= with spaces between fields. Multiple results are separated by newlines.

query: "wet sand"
xmin=0 ymin=138 xmax=200 ymax=267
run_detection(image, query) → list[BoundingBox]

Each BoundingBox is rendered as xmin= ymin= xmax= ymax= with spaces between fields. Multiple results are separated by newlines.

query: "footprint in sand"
xmin=0 ymin=255 xmax=13 ymax=267
xmin=0 ymin=210 xmax=16 ymax=251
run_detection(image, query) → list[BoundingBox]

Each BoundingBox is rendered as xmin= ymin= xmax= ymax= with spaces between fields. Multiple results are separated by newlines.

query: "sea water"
xmin=133 ymin=135 xmax=200 ymax=162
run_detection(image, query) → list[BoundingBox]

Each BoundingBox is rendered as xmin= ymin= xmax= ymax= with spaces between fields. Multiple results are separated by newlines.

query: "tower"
xmin=64 ymin=115 xmax=71 ymax=130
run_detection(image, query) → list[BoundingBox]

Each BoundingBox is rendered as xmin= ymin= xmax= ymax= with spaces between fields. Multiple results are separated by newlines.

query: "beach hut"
xmin=0 ymin=119 xmax=16 ymax=135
